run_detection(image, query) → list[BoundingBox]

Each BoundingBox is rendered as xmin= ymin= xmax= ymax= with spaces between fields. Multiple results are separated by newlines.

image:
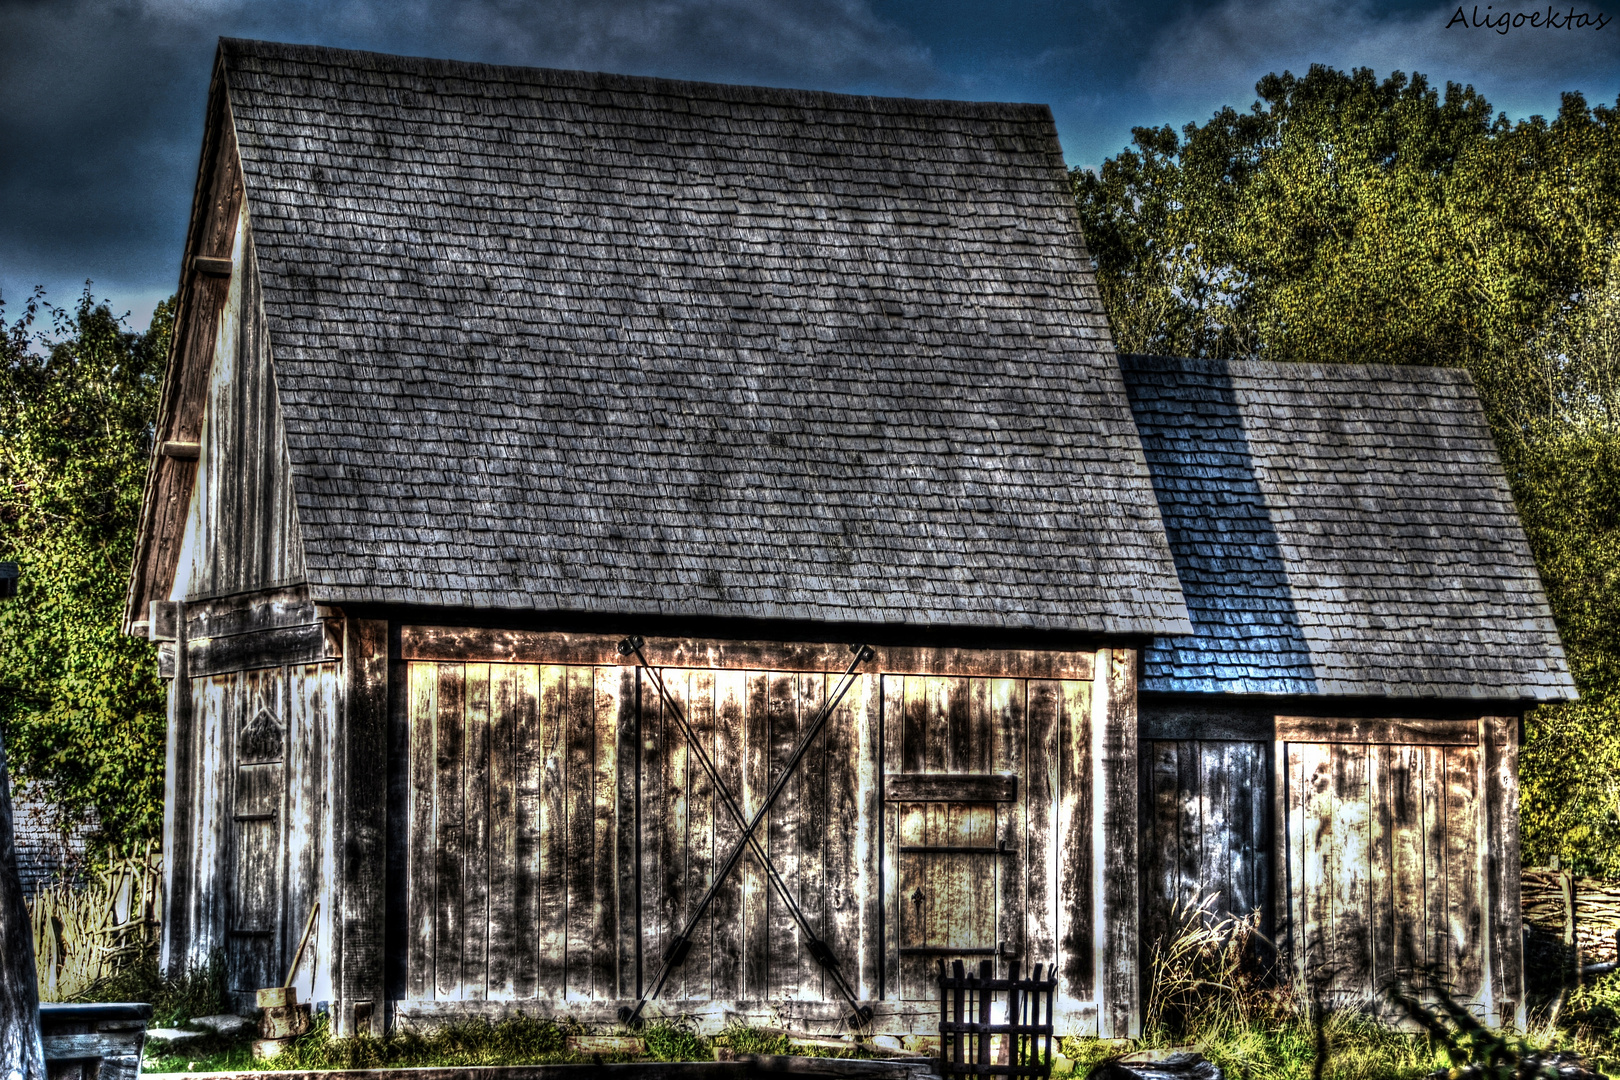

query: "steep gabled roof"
xmin=136 ymin=38 xmax=1188 ymax=636
xmin=1120 ymin=355 xmax=1574 ymax=701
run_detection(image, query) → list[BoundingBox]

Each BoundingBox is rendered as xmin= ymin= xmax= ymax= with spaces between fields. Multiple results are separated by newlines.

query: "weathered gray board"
xmin=163 ymin=656 xmax=342 ymax=1003
xmin=1139 ymin=715 xmax=1523 ymax=1027
xmin=396 ymin=631 xmax=1137 ymax=1037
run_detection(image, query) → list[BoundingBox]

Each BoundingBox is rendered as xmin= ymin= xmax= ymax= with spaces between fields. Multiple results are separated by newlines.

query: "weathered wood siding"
xmin=1280 ymin=722 xmax=1488 ymax=1013
xmin=1139 ymin=712 xmax=1523 ymax=1026
xmin=394 ymin=632 xmax=1132 ymax=1037
xmin=1140 ymin=740 xmax=1270 ymax=954
xmin=405 ymin=662 xmax=632 ymax=1003
xmin=165 ymin=659 xmax=340 ymax=1005
xmin=172 ymin=206 xmax=306 ymax=602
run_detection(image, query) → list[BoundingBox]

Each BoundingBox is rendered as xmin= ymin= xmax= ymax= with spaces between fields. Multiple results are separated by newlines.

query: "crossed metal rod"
xmin=618 ymin=636 xmax=876 ymax=1030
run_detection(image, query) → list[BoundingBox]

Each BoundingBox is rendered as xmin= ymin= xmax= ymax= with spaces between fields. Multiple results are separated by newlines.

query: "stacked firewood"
xmin=1523 ymin=868 xmax=1620 ymax=965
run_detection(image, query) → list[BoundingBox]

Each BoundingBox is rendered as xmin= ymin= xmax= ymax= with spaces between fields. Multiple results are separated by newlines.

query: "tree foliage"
xmin=1075 ymin=66 xmax=1620 ymax=873
xmin=0 ymin=287 xmax=172 ymax=845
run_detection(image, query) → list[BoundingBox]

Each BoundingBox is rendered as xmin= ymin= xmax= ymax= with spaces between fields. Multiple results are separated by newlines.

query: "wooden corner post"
xmin=336 ymin=618 xmax=389 ymax=1035
xmin=1093 ymin=648 xmax=1139 ymax=1039
xmin=1484 ymin=715 xmax=1525 ymax=1030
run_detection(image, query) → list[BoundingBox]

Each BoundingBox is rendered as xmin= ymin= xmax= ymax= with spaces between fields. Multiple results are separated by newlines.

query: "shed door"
xmin=883 ymin=675 xmax=1084 ymax=1002
xmin=1281 ymin=718 xmax=1488 ymax=1012
xmin=228 ymin=677 xmax=286 ymax=992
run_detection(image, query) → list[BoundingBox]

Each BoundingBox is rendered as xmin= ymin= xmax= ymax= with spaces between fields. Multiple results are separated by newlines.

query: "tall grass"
xmin=1118 ymin=894 xmax=1604 ymax=1080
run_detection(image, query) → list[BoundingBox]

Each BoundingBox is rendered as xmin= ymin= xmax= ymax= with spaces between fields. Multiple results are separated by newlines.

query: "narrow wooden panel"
xmin=1058 ymin=679 xmax=1094 ymax=1001
xmin=896 ymin=803 xmax=927 ymax=999
xmin=639 ymin=666 xmax=665 ymax=990
xmin=1291 ymin=743 xmax=1334 ymax=994
xmin=1201 ymin=743 xmax=1233 ymax=915
xmin=1141 ymin=741 xmax=1179 ymax=968
xmin=563 ymin=666 xmax=596 ymax=1000
xmin=658 ymin=671 xmax=690 ymax=1000
xmin=535 ymin=667 xmax=568 ymax=1001
xmin=1275 ymin=717 xmax=1477 ymax=746
xmin=856 ymin=671 xmax=884 ymax=1002
xmin=798 ymin=671 xmax=829 ymax=1000
xmin=901 ymin=675 xmax=927 ymax=775
xmin=1330 ymin=744 xmax=1372 ymax=1003
xmin=433 ymin=665 xmax=466 ymax=999
xmin=742 ymin=672 xmax=770 ymax=1000
xmin=990 ymin=679 xmax=1025 ymax=979
xmin=1025 ymin=681 xmax=1059 ymax=977
xmin=710 ymin=669 xmax=747 ymax=1000
xmin=338 ymin=622 xmax=388 ymax=1033
xmin=1097 ymin=651 xmax=1140 ymax=1038
xmin=881 ymin=674 xmax=905 ymax=1001
xmin=512 ymin=665 xmax=541 ymax=1000
xmin=884 ymin=774 xmax=1017 ymax=803
xmin=406 ymin=663 xmax=437 ymax=1000
xmin=1421 ymin=745 xmax=1448 ymax=982
xmin=462 ymin=663 xmax=491 ymax=1000
xmin=591 ymin=666 xmax=620 ymax=998
xmin=1239 ymin=742 xmax=1270 ymax=928
xmin=1382 ymin=744 xmax=1424 ymax=981
xmin=282 ymin=664 xmax=327 ymax=1003
xmin=767 ymin=671 xmax=799 ymax=1000
xmin=1174 ymin=741 xmax=1200 ymax=916
xmin=487 ymin=665 xmax=521 ymax=1000
xmin=614 ymin=666 xmax=639 ymax=1004
xmin=825 ymin=672 xmax=862 ymax=997
xmin=1484 ymin=716 xmax=1524 ymax=1027
xmin=1445 ymin=746 xmax=1484 ymax=1000
xmin=686 ymin=670 xmax=718 ymax=1000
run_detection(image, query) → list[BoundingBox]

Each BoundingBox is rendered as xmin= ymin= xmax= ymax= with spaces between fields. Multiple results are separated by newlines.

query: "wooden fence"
xmin=1522 ymin=868 xmax=1620 ymax=965
xmin=28 ymin=845 xmax=163 ymax=1001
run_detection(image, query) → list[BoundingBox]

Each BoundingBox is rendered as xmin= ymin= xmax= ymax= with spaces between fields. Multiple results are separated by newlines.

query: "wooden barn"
xmin=123 ymin=40 xmax=1194 ymax=1041
xmin=122 ymin=38 xmax=1571 ymax=1046
xmin=1118 ymin=355 xmax=1575 ymax=1028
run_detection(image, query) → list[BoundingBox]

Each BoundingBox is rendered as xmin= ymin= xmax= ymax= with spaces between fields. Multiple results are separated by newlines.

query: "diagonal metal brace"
xmin=618 ymin=637 xmax=876 ymax=1031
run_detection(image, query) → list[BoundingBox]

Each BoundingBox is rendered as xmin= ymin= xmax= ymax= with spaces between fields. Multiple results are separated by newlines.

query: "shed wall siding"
xmin=1139 ymin=712 xmax=1523 ymax=1027
xmin=171 ymin=205 xmax=306 ymax=603
xmin=395 ymin=639 xmax=1124 ymax=1037
xmin=165 ymin=660 xmax=340 ymax=1007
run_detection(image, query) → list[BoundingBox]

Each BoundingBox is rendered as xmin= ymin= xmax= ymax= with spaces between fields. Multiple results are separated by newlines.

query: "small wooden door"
xmin=884 ymin=676 xmax=1031 ymax=1001
xmin=1280 ymin=717 xmax=1490 ymax=1013
xmin=228 ymin=679 xmax=286 ymax=992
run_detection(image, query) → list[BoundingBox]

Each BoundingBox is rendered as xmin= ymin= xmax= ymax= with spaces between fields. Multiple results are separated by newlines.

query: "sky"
xmin=2 ymin=0 xmax=1617 ymax=331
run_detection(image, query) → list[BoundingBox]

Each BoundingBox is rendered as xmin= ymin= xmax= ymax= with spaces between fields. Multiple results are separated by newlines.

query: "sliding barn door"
xmin=403 ymin=662 xmax=635 ymax=1003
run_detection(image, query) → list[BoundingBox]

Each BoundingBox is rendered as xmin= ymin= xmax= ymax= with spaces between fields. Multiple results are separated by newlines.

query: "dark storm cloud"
xmin=5 ymin=0 xmax=1617 ymax=328
xmin=0 ymin=0 xmax=937 ymax=325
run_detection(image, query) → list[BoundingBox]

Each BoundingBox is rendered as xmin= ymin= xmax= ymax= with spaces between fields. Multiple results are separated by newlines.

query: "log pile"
xmin=1523 ymin=868 xmax=1620 ymax=964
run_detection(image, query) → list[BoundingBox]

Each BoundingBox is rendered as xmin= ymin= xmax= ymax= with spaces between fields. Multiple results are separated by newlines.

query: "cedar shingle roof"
xmin=220 ymin=39 xmax=1191 ymax=635
xmin=1119 ymin=355 xmax=1574 ymax=701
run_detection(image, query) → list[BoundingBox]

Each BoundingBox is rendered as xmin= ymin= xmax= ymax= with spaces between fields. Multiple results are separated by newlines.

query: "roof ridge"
xmin=218 ymin=36 xmax=1053 ymax=122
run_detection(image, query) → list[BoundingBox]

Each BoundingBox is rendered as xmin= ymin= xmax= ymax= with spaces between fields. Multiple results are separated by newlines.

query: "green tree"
xmin=0 ymin=286 xmax=172 ymax=846
xmin=1075 ymin=67 xmax=1620 ymax=873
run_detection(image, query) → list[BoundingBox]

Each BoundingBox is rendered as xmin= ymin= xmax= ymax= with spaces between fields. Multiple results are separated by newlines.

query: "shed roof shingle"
xmin=1120 ymin=355 xmax=1574 ymax=701
xmin=220 ymin=39 xmax=1190 ymax=635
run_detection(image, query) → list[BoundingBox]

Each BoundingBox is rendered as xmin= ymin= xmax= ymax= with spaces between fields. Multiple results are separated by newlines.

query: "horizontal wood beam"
xmin=401 ymin=626 xmax=1094 ymax=682
xmin=192 ymin=255 xmax=233 ymax=277
xmin=884 ymin=773 xmax=1017 ymax=803
xmin=1275 ymin=715 xmax=1479 ymax=745
xmin=158 ymin=620 xmax=342 ymax=678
